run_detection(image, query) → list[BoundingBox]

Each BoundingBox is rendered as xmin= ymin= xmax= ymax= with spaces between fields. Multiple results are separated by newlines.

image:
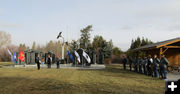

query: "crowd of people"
xmin=122 ymin=54 xmax=169 ymax=79
xmin=35 ymin=53 xmax=61 ymax=70
xmin=35 ymin=53 xmax=169 ymax=79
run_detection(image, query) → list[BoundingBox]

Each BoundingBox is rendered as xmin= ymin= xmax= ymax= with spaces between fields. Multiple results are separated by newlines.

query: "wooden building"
xmin=134 ymin=37 xmax=180 ymax=66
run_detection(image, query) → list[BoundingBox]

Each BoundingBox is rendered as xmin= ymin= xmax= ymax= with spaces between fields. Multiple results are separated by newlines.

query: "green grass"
xmin=0 ymin=63 xmax=164 ymax=94
xmin=0 ymin=62 xmax=14 ymax=67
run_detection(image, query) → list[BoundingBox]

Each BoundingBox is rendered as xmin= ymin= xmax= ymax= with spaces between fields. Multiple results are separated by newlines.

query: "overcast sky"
xmin=0 ymin=0 xmax=180 ymax=51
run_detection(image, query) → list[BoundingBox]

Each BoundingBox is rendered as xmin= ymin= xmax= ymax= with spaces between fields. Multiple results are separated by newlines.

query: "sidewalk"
xmin=167 ymin=72 xmax=180 ymax=79
xmin=12 ymin=64 xmax=106 ymax=70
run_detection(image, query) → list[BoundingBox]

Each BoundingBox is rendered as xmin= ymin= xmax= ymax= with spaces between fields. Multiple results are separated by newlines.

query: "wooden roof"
xmin=133 ymin=37 xmax=180 ymax=51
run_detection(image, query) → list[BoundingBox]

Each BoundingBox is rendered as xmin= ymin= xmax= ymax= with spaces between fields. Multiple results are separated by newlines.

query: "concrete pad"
xmin=12 ymin=64 xmax=106 ymax=70
xmin=167 ymin=72 xmax=180 ymax=79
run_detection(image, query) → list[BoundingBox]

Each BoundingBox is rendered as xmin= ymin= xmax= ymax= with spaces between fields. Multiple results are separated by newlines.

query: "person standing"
xmin=47 ymin=54 xmax=52 ymax=68
xmin=147 ymin=55 xmax=153 ymax=76
xmin=160 ymin=55 xmax=169 ymax=79
xmin=134 ymin=57 xmax=138 ymax=72
xmin=35 ymin=53 xmax=41 ymax=70
xmin=138 ymin=57 xmax=143 ymax=73
xmin=56 ymin=57 xmax=60 ymax=69
xmin=153 ymin=55 xmax=160 ymax=78
xmin=41 ymin=57 xmax=45 ymax=68
xmin=128 ymin=56 xmax=133 ymax=71
xmin=142 ymin=57 xmax=148 ymax=75
xmin=122 ymin=56 xmax=127 ymax=70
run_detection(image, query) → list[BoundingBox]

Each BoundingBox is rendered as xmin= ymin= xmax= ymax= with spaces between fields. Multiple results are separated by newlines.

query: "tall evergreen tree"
xmin=127 ymin=37 xmax=153 ymax=57
xmin=79 ymin=25 xmax=92 ymax=50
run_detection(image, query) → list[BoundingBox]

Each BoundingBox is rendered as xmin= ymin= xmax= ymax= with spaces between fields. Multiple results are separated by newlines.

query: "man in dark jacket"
xmin=142 ymin=57 xmax=148 ymax=75
xmin=147 ymin=55 xmax=153 ymax=76
xmin=134 ymin=58 xmax=138 ymax=72
xmin=35 ymin=53 xmax=41 ymax=70
xmin=128 ymin=56 xmax=133 ymax=71
xmin=138 ymin=57 xmax=143 ymax=73
xmin=56 ymin=57 xmax=60 ymax=69
xmin=122 ymin=56 xmax=127 ymax=70
xmin=47 ymin=54 xmax=52 ymax=68
xmin=160 ymin=55 xmax=169 ymax=79
xmin=153 ymin=55 xmax=160 ymax=78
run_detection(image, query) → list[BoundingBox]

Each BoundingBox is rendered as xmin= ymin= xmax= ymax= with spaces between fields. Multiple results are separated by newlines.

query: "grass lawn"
xmin=0 ymin=63 xmax=165 ymax=94
xmin=0 ymin=62 xmax=14 ymax=67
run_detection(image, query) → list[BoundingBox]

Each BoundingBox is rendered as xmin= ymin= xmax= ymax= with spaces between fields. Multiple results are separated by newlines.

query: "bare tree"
xmin=0 ymin=48 xmax=11 ymax=61
xmin=18 ymin=43 xmax=29 ymax=51
xmin=0 ymin=31 xmax=11 ymax=48
xmin=0 ymin=44 xmax=18 ymax=61
xmin=32 ymin=41 xmax=36 ymax=50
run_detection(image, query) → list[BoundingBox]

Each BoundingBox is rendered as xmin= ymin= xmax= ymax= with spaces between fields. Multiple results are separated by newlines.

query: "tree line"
xmin=126 ymin=37 xmax=153 ymax=57
xmin=0 ymin=26 xmax=153 ymax=62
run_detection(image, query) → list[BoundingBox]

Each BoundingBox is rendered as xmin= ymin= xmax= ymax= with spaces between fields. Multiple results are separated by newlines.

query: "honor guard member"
xmin=134 ymin=57 xmax=138 ymax=72
xmin=138 ymin=57 xmax=143 ymax=73
xmin=128 ymin=56 xmax=133 ymax=71
xmin=142 ymin=57 xmax=148 ymax=75
xmin=153 ymin=55 xmax=160 ymax=78
xmin=35 ymin=53 xmax=41 ymax=70
xmin=47 ymin=54 xmax=52 ymax=68
xmin=56 ymin=56 xmax=60 ymax=69
xmin=160 ymin=55 xmax=169 ymax=79
xmin=122 ymin=56 xmax=127 ymax=70
xmin=147 ymin=55 xmax=153 ymax=76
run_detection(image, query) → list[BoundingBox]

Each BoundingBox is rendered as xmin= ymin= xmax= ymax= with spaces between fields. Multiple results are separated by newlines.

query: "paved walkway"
xmin=167 ymin=72 xmax=180 ymax=79
xmin=11 ymin=64 xmax=106 ymax=70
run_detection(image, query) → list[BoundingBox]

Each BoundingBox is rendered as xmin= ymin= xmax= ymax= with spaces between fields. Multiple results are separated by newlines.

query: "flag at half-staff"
xmin=74 ymin=51 xmax=80 ymax=63
xmin=82 ymin=51 xmax=91 ymax=63
xmin=18 ymin=49 xmax=25 ymax=62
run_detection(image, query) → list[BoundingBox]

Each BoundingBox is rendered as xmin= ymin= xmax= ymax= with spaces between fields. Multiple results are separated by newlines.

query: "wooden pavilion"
xmin=133 ymin=37 xmax=180 ymax=66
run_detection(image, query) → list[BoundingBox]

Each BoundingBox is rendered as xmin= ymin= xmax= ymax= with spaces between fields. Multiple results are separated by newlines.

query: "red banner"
xmin=18 ymin=50 xmax=24 ymax=62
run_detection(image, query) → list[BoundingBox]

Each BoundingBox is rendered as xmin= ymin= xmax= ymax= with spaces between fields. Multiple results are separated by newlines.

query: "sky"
xmin=0 ymin=0 xmax=180 ymax=51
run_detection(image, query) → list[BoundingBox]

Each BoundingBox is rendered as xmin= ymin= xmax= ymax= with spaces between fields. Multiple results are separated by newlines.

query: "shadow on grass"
xmin=0 ymin=77 xmax=125 ymax=94
xmin=78 ymin=64 xmax=157 ymax=81
xmin=0 ymin=66 xmax=164 ymax=94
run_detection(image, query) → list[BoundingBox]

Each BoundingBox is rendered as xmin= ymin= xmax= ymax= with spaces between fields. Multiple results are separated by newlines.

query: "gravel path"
xmin=167 ymin=72 xmax=180 ymax=79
